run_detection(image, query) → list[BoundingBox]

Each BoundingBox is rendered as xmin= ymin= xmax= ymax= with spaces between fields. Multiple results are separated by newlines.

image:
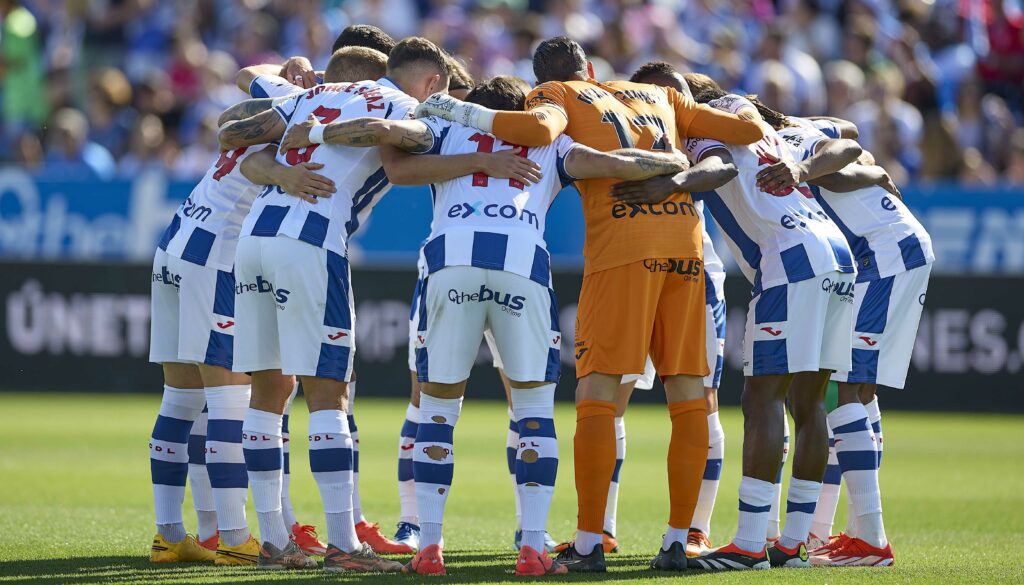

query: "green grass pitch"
xmin=1 ymin=392 xmax=1022 ymax=584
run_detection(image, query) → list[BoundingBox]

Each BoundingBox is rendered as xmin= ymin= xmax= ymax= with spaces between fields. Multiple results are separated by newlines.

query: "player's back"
xmin=243 ymin=79 xmax=417 ymax=256
xmin=527 ymin=79 xmax=702 ymax=273
xmin=159 ymin=146 xmax=261 ymax=271
xmin=419 ymin=119 xmax=577 ymax=287
xmin=778 ymin=117 xmax=934 ymax=281
xmin=688 ymin=95 xmax=853 ymax=291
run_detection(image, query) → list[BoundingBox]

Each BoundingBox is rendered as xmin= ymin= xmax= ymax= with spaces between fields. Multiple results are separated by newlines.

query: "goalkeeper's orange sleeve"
xmin=490 ymin=107 xmax=568 ymax=146
xmin=671 ymin=88 xmax=765 ymax=145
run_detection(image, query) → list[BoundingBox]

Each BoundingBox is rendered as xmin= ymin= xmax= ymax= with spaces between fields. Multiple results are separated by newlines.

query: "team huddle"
xmin=147 ymin=24 xmax=933 ymax=575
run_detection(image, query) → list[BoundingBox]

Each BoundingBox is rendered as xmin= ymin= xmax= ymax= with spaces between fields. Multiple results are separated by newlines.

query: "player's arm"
xmin=217 ymin=98 xmax=275 ymax=127
xmin=236 ymin=64 xmax=283 ymax=94
xmin=239 ymin=146 xmax=337 ymax=204
xmin=218 ymin=109 xmax=287 ymax=150
xmin=756 ymin=137 xmax=862 ymax=194
xmin=564 ymin=145 xmax=689 ymax=181
xmin=810 ymin=163 xmax=902 ymax=199
xmin=237 ymin=56 xmax=316 ymax=94
xmin=806 ymin=116 xmax=859 ymax=139
xmin=413 ymin=83 xmax=569 ymax=147
xmin=280 ymin=116 xmax=437 ymax=153
xmin=611 ymin=146 xmax=736 ymax=204
xmin=380 ymin=145 xmax=542 ymax=186
xmin=671 ymin=89 xmax=765 ymax=145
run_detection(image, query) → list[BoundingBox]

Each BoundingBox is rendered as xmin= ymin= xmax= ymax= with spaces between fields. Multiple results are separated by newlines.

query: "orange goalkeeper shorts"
xmin=574 ymin=258 xmax=709 ymax=380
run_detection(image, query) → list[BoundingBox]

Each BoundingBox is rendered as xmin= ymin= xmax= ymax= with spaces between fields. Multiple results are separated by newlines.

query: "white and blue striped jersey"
xmin=778 ymin=117 xmax=934 ymax=282
xmin=157 ymin=147 xmax=262 ymax=271
xmin=416 ymin=118 xmax=578 ymax=288
xmin=687 ymin=95 xmax=854 ymax=294
xmin=697 ymin=200 xmax=726 ymax=304
xmin=241 ymin=78 xmax=418 ymax=256
xmin=249 ymin=74 xmax=303 ymax=99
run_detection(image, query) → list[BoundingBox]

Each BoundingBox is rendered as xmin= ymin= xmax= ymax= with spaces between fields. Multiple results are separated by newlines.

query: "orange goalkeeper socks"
xmin=574 ymin=400 xmax=618 ymax=534
xmin=667 ymin=398 xmax=709 ymax=530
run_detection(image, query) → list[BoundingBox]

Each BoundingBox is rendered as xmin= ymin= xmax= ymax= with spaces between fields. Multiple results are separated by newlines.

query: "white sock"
xmin=574 ymin=530 xmax=603 ymax=555
xmin=866 ymin=396 xmax=883 ymax=468
xmin=811 ymin=427 xmax=842 ymax=540
xmin=846 ymin=497 xmax=858 ymax=538
xmin=506 ymin=407 xmax=522 ymax=530
xmin=397 ymin=402 xmax=419 ymax=525
xmin=779 ymin=478 xmax=822 ymax=548
xmin=604 ymin=416 xmax=625 ymax=536
xmin=187 ymin=408 xmax=218 ymax=541
xmin=830 ymin=402 xmax=886 ymax=548
xmin=767 ymin=415 xmax=790 ymax=541
xmin=309 ymin=409 xmax=359 ymax=552
xmin=512 ymin=385 xmax=558 ymax=552
xmin=205 ymin=385 xmax=251 ymax=545
xmin=243 ymin=408 xmax=289 ymax=549
xmin=414 ymin=394 xmax=462 ymax=548
xmin=347 ymin=381 xmax=365 ymax=524
xmin=280 ymin=383 xmax=298 ymax=531
xmin=151 ymin=385 xmax=206 ymax=540
xmin=734 ymin=476 xmax=774 ymax=553
xmin=663 ymin=526 xmax=689 ymax=549
xmin=691 ymin=411 xmax=724 ymax=537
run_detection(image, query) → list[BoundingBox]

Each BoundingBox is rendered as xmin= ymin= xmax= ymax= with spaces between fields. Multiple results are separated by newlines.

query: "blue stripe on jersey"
xmin=181 ymin=227 xmax=216 ymax=266
xmin=242 ymin=447 xmax=282 ymax=471
xmin=471 ymin=232 xmax=509 ymax=270
xmin=315 ymin=342 xmax=351 ymax=381
xmin=204 ymin=331 xmax=233 ymax=369
xmin=899 ymin=234 xmax=927 ymax=270
xmin=425 ymin=124 xmax=450 ymax=155
xmin=206 ymin=419 xmax=243 ymax=443
xmin=346 ymin=167 xmax=389 ymax=236
xmin=703 ymin=270 xmax=719 ymax=305
xmin=158 ymin=215 xmax=181 ymax=251
xmin=780 ymin=244 xmax=815 ymax=282
xmin=249 ymin=78 xmax=269 ymax=98
xmin=309 ymin=448 xmax=354 ymax=472
xmin=252 ymin=205 xmax=289 ymax=237
xmin=556 ymin=153 xmax=575 ymax=187
xmin=323 ymin=251 xmax=352 ymax=329
xmin=752 ymin=339 xmax=788 ymax=375
xmin=298 ymin=212 xmax=329 ymax=248
xmin=814 ymin=188 xmax=880 ymax=282
xmin=424 ymin=236 xmax=445 ymax=273
xmin=530 ymin=245 xmax=551 ymax=287
xmin=848 ymin=348 xmax=880 ymax=384
xmin=754 ymin=285 xmax=787 ymax=324
xmin=710 ymin=297 xmax=727 ymax=339
xmin=856 ymin=276 xmax=894 ymax=334
xmin=213 ymin=270 xmax=235 ymax=317
xmin=700 ymin=190 xmax=763 ymax=276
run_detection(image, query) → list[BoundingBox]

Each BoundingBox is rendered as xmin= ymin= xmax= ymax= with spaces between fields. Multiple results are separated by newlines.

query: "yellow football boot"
xmin=215 ymin=535 xmax=260 ymax=566
xmin=150 ymin=533 xmax=217 ymax=563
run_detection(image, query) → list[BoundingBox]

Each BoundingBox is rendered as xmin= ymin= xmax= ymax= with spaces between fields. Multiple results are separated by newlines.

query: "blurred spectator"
xmin=1007 ymin=129 xmax=1024 ymax=185
xmin=1 ymin=0 xmax=47 ymax=142
xmin=40 ymin=108 xmax=116 ymax=180
xmin=846 ymin=66 xmax=924 ymax=183
xmin=118 ymin=113 xmax=170 ymax=178
xmin=87 ymin=67 xmax=136 ymax=157
xmin=749 ymin=24 xmax=825 ymax=115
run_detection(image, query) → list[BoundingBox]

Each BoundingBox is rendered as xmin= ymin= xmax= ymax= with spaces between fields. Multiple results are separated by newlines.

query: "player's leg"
xmin=650 ymin=261 xmax=708 ymax=570
xmin=405 ymin=266 xmax=487 ymax=575
xmin=186 ymin=406 xmax=217 ymax=547
xmin=689 ymin=293 xmax=727 ymax=555
xmin=486 ymin=333 xmax=523 ymax=548
xmin=605 ymin=378 xmax=636 ymax=552
xmin=562 ymin=261 xmax=656 ymax=571
xmin=394 ymin=277 xmax=423 ymax=548
xmin=766 ymin=413 xmax=790 ymax=544
xmin=279 ymin=381 xmax=327 ymax=555
xmin=485 ymin=270 xmax=566 ymax=576
xmin=809 ymin=381 xmax=842 ymax=550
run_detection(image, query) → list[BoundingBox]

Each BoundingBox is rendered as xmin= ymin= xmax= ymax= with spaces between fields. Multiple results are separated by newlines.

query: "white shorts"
xmin=233 ymin=236 xmax=355 ymax=382
xmin=622 ymin=293 xmax=727 ymax=390
xmin=413 ymin=266 xmax=560 ymax=384
xmin=832 ymin=265 xmax=931 ymax=389
xmin=407 ymin=276 xmax=506 ymax=372
xmin=149 ymin=248 xmax=236 ymax=368
xmin=743 ymin=271 xmax=855 ymax=376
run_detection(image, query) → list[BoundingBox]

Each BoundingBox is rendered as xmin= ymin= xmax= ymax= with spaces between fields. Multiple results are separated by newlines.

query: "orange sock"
xmin=667 ymin=399 xmax=709 ymax=529
xmin=574 ymin=400 xmax=618 ymax=534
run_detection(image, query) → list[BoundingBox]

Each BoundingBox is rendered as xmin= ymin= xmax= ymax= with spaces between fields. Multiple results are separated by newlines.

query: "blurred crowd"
xmin=2 ymin=0 xmax=1023 ymax=184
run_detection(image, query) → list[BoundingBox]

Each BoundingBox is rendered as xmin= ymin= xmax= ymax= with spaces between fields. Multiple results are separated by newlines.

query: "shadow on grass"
xmin=0 ymin=552 xmax=700 ymax=584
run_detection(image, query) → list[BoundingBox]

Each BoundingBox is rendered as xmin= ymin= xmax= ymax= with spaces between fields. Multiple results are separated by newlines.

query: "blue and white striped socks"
xmin=205 ymin=384 xmax=251 ymax=546
xmin=692 ymin=412 xmax=725 ymax=537
xmin=414 ymin=394 xmax=462 ymax=548
xmin=280 ymin=383 xmax=298 ymax=531
xmin=243 ymin=408 xmax=289 ymax=549
xmin=309 ymin=408 xmax=359 ymax=552
xmin=151 ymin=386 xmax=206 ymax=543
xmin=604 ymin=416 xmax=625 ymax=537
xmin=734 ymin=476 xmax=775 ymax=553
xmin=512 ymin=385 xmax=558 ymax=552
xmin=397 ymin=402 xmax=419 ymax=524
xmin=779 ymin=478 xmax=821 ymax=548
xmin=348 ymin=381 xmax=365 ymax=524
xmin=830 ymin=402 xmax=887 ymax=548
xmin=507 ymin=409 xmax=522 ymax=529
xmin=188 ymin=407 xmax=218 ymax=541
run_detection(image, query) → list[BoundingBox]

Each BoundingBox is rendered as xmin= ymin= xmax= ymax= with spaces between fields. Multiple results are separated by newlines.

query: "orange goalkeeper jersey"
xmin=523 ymin=79 xmax=739 ymax=274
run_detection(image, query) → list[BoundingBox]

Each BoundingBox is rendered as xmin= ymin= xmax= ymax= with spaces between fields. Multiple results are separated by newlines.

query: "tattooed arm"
xmin=279 ymin=115 xmax=436 ymax=154
xmin=218 ymin=109 xmax=287 ymax=150
xmin=610 ymin=148 xmax=738 ymax=204
xmin=217 ymin=98 xmax=275 ymax=127
xmin=564 ymin=145 xmax=690 ymax=181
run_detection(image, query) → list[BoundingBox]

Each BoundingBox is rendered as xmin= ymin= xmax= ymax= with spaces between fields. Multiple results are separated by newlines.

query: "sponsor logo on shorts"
xmin=216 ymin=320 xmax=234 ymax=330
xmin=821 ymin=277 xmax=855 ymax=303
xmin=859 ymin=335 xmax=878 ymax=347
xmin=643 ymin=258 xmax=702 ymax=280
xmin=611 ymin=201 xmax=697 ymax=220
xmin=574 ymin=341 xmax=589 ymax=360
xmin=448 ymin=285 xmax=526 ymax=316
xmin=447 ymin=202 xmax=540 ymax=230
xmin=236 ymin=275 xmax=290 ymax=307
xmin=760 ymin=326 xmax=783 ymax=337
xmin=152 ymin=266 xmax=181 ymax=289
xmin=327 ymin=331 xmax=348 ymax=341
